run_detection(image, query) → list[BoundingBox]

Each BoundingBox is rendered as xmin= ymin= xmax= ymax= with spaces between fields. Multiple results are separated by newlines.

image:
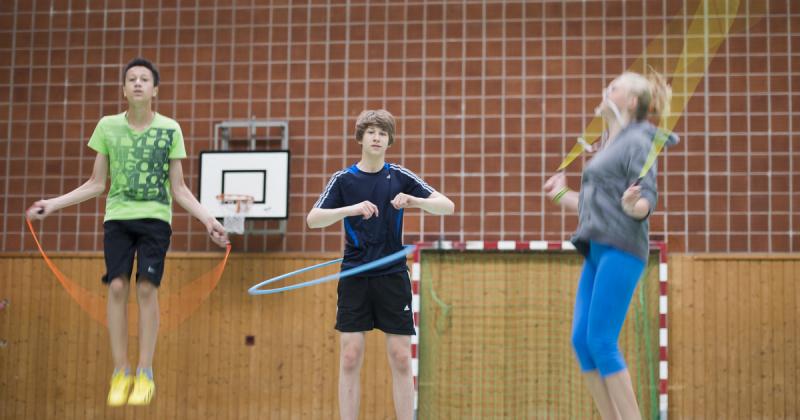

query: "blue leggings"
xmin=571 ymin=241 xmax=645 ymax=377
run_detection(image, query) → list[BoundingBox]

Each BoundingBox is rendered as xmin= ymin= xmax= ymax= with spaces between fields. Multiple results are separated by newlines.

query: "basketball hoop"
xmin=216 ymin=194 xmax=254 ymax=234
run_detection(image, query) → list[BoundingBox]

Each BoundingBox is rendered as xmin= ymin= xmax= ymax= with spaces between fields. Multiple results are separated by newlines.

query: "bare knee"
xmin=387 ymin=343 xmax=411 ymax=374
xmin=340 ymin=342 xmax=364 ymax=373
xmin=136 ymin=280 xmax=158 ymax=301
xmin=108 ymin=278 xmax=129 ymax=300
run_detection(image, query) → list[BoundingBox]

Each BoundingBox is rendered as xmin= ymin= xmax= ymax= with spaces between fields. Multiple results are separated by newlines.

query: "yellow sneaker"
xmin=126 ymin=372 xmax=155 ymax=406
xmin=107 ymin=370 xmax=133 ymax=407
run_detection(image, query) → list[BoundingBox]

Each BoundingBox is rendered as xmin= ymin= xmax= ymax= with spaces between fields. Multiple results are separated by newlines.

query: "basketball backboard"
xmin=198 ymin=150 xmax=290 ymax=219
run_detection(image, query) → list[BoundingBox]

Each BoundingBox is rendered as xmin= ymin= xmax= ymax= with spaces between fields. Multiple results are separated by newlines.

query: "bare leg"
xmin=604 ymin=369 xmax=641 ymax=420
xmin=135 ymin=279 xmax=159 ymax=370
xmin=584 ymin=371 xmax=621 ymax=420
xmin=339 ymin=332 xmax=365 ymax=420
xmin=385 ymin=334 xmax=414 ymax=420
xmin=107 ymin=277 xmax=130 ymax=371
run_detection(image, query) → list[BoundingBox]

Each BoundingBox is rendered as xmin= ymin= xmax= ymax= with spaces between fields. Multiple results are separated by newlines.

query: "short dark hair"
xmin=122 ymin=57 xmax=159 ymax=86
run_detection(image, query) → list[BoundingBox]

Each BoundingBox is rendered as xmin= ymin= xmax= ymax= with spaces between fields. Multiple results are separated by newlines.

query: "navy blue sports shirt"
xmin=313 ymin=163 xmax=434 ymax=276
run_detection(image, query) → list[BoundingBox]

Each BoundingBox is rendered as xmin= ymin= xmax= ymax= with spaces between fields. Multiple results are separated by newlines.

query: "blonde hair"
xmin=355 ymin=109 xmax=396 ymax=145
xmin=620 ymin=68 xmax=672 ymax=122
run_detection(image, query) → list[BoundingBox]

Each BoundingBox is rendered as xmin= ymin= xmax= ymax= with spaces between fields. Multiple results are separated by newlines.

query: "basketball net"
xmin=217 ymin=194 xmax=254 ymax=234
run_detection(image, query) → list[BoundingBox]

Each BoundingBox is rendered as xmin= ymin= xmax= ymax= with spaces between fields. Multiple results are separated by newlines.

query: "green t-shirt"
xmin=88 ymin=112 xmax=187 ymax=224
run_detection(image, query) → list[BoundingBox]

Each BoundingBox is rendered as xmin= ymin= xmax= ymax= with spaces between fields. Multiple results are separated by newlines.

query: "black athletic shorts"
xmin=102 ymin=219 xmax=171 ymax=287
xmin=335 ymin=270 xmax=415 ymax=335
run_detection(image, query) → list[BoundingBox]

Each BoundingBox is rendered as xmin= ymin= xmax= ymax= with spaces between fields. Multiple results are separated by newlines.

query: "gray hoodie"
xmin=571 ymin=121 xmax=679 ymax=262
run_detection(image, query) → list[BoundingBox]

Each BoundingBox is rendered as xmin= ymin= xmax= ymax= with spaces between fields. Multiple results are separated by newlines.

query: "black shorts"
xmin=335 ymin=270 xmax=415 ymax=335
xmin=102 ymin=219 xmax=172 ymax=287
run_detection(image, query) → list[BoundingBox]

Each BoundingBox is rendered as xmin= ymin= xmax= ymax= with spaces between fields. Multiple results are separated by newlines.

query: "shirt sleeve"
xmin=397 ymin=166 xmax=435 ymax=199
xmin=626 ymin=137 xmax=658 ymax=217
xmin=87 ymin=119 xmax=108 ymax=155
xmin=168 ymin=123 xmax=187 ymax=159
xmin=313 ymin=171 xmax=345 ymax=209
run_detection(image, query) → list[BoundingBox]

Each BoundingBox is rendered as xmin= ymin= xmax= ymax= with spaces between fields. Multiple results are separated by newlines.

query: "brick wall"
xmin=2 ymin=0 xmax=798 ymax=253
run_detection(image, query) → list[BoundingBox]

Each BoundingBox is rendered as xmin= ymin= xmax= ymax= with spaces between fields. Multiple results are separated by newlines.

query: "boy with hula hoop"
xmin=307 ymin=110 xmax=454 ymax=420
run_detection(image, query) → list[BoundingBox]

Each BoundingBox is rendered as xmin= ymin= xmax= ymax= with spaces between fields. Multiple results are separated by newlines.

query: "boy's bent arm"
xmin=27 ymin=153 xmax=108 ymax=219
xmin=393 ymin=191 xmax=454 ymax=215
xmin=307 ymin=201 xmax=379 ymax=229
xmin=169 ymin=160 xmax=229 ymax=247
xmin=306 ymin=207 xmax=348 ymax=229
xmin=417 ymin=191 xmax=454 ymax=215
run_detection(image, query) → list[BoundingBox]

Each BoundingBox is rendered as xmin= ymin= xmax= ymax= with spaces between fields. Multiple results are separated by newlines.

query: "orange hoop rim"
xmin=216 ymin=194 xmax=255 ymax=213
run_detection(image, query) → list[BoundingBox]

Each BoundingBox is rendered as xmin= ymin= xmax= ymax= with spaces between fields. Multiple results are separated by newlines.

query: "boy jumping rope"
xmin=27 ymin=57 xmax=228 ymax=406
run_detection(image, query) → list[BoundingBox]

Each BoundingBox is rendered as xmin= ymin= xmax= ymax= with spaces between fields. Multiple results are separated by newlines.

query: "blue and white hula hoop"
xmin=248 ymin=245 xmax=417 ymax=295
